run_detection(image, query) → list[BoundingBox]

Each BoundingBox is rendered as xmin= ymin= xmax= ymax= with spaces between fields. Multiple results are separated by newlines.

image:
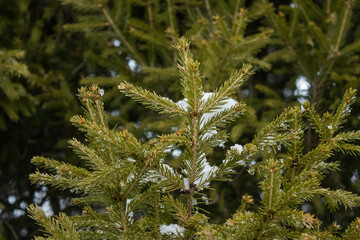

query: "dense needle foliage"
xmin=1 ymin=0 xmax=359 ymax=239
xmin=28 ymin=38 xmax=360 ymax=239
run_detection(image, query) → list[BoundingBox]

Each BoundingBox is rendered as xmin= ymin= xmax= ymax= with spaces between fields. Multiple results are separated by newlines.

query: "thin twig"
xmin=147 ymin=1 xmax=155 ymax=66
xmin=334 ymin=1 xmax=351 ymax=52
xmin=124 ymin=156 xmax=152 ymax=198
xmin=102 ymin=7 xmax=146 ymax=66
xmin=167 ymin=0 xmax=178 ymax=65
xmin=3 ymin=220 xmax=19 ymax=240
xmin=268 ymin=170 xmax=274 ymax=211
xmin=205 ymin=0 xmax=212 ymax=19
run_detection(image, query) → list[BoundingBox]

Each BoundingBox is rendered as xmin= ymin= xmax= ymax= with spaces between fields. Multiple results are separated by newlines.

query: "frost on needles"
xmin=28 ymin=38 xmax=360 ymax=239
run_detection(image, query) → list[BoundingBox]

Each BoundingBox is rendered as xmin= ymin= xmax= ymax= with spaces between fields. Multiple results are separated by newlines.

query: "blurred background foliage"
xmin=0 ymin=0 xmax=359 ymax=239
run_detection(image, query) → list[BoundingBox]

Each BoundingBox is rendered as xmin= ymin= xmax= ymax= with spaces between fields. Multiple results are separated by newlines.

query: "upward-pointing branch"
xmin=101 ymin=6 xmax=146 ymax=66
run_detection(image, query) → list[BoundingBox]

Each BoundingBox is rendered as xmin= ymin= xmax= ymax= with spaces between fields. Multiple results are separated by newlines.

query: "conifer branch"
xmin=334 ymin=1 xmax=352 ymax=52
xmin=159 ymin=130 xmax=192 ymax=145
xmin=69 ymin=138 xmax=105 ymax=168
xmin=282 ymin=172 xmax=320 ymax=206
xmin=317 ymin=2 xmax=353 ymax=88
xmin=297 ymin=3 xmax=312 ymax=24
xmin=326 ymin=0 xmax=331 ymax=14
xmin=290 ymin=109 xmax=302 ymax=179
xmin=333 ymin=142 xmax=360 ymax=156
xmin=333 ymin=130 xmax=360 ymax=143
xmin=95 ymin=99 xmax=107 ymax=128
xmin=234 ymin=9 xmax=247 ymax=37
xmin=316 ymin=188 xmax=360 ymax=211
xmin=300 ymin=143 xmax=332 ymax=168
xmin=238 ymin=195 xmax=254 ymax=213
xmin=262 ymin=2 xmax=313 ymax=81
xmin=31 ymin=156 xmax=90 ymax=178
xmin=332 ymin=88 xmax=356 ymax=131
xmin=164 ymin=195 xmax=188 ymax=224
xmin=276 ymin=210 xmax=318 ymax=230
xmin=252 ymin=107 xmax=295 ymax=150
xmin=201 ymin=65 xmax=253 ymax=114
xmin=187 ymin=113 xmax=199 ymax=222
xmin=60 ymin=0 xmax=99 ymax=12
xmin=200 ymin=102 xmax=247 ymax=132
xmin=71 ymin=196 xmax=104 ymax=206
xmin=303 ymin=102 xmax=324 ymax=137
xmin=200 ymin=129 xmax=228 ymax=150
xmin=261 ymin=159 xmax=282 ymax=214
xmin=255 ymin=218 xmax=269 ymax=240
xmin=120 ymin=205 xmax=129 ymax=233
xmin=289 ymin=7 xmax=298 ymax=38
xmin=28 ymin=204 xmax=80 ymax=240
xmin=63 ymin=21 xmax=109 ymax=32
xmin=176 ymin=37 xmax=203 ymax=111
xmin=30 ymin=171 xmax=80 ymax=193
xmin=124 ymin=155 xmax=152 ymax=199
xmin=205 ymin=0 xmax=212 ymax=19
xmin=154 ymin=164 xmax=184 ymax=191
xmin=342 ymin=218 xmax=360 ymax=239
xmin=339 ymin=41 xmax=360 ymax=55
xmin=85 ymin=100 xmax=96 ymax=123
xmin=118 ymin=81 xmax=187 ymax=115
xmin=101 ymin=6 xmax=146 ymax=66
xmin=318 ymin=59 xmax=336 ymax=89
xmin=166 ymin=0 xmax=176 ymax=41
xmin=308 ymin=21 xmax=330 ymax=52
xmin=147 ymin=0 xmax=155 ymax=66
xmin=268 ymin=169 xmax=274 ymax=211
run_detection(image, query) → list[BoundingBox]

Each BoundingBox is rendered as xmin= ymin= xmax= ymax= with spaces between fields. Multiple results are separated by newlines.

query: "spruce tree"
xmin=1 ymin=0 xmax=359 ymax=238
xmin=54 ymin=1 xmax=275 ymax=225
xmin=29 ymin=38 xmax=360 ymax=239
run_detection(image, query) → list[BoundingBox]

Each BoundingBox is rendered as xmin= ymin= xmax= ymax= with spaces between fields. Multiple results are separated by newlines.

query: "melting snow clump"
xmin=230 ymin=144 xmax=243 ymax=154
xmin=176 ymin=92 xmax=238 ymax=148
xmin=160 ymin=224 xmax=185 ymax=237
xmin=183 ymin=178 xmax=189 ymax=190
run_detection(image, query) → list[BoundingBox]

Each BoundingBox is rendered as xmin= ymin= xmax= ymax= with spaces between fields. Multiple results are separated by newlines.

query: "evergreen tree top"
xmin=29 ymin=38 xmax=360 ymax=239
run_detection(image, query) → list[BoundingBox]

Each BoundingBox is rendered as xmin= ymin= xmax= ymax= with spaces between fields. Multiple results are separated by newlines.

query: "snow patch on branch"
xmin=177 ymin=99 xmax=189 ymax=111
xmin=200 ymin=92 xmax=238 ymax=127
xmin=196 ymin=160 xmax=218 ymax=185
xmin=183 ymin=178 xmax=189 ymax=190
xmin=194 ymin=154 xmax=218 ymax=189
xmin=160 ymin=224 xmax=185 ymax=237
xmin=230 ymin=144 xmax=243 ymax=154
xmin=176 ymin=93 xmax=238 ymax=124
xmin=176 ymin=92 xmax=238 ymax=147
